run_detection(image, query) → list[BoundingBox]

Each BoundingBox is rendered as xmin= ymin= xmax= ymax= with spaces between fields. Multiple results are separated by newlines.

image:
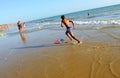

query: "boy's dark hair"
xmin=61 ymin=15 xmax=65 ymax=19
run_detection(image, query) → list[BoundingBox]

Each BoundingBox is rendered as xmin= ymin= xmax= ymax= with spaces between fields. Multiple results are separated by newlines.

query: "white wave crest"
xmin=75 ymin=20 xmax=120 ymax=25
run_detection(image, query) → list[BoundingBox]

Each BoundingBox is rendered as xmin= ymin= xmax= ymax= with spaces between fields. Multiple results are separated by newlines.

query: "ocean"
xmin=0 ymin=4 xmax=120 ymax=38
xmin=27 ymin=4 xmax=120 ymax=30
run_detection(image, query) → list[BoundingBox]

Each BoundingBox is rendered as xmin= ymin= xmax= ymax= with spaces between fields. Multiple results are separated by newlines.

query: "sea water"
xmin=28 ymin=4 xmax=120 ymax=30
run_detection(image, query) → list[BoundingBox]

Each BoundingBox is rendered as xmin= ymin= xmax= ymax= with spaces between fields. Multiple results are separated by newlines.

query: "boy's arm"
xmin=61 ymin=21 xmax=64 ymax=27
xmin=69 ymin=20 xmax=75 ymax=29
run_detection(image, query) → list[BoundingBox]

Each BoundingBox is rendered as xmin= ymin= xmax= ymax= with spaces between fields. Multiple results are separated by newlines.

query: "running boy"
xmin=61 ymin=15 xmax=80 ymax=44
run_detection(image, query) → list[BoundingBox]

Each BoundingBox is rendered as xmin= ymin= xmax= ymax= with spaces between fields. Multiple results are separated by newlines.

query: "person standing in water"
xmin=88 ymin=12 xmax=90 ymax=16
xmin=23 ymin=22 xmax=27 ymax=32
xmin=17 ymin=21 xmax=26 ymax=44
xmin=61 ymin=15 xmax=81 ymax=44
xmin=23 ymin=22 xmax=26 ymax=28
xmin=17 ymin=21 xmax=22 ymax=32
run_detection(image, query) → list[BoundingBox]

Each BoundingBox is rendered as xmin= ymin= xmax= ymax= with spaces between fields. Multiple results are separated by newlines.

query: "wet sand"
xmin=0 ymin=27 xmax=120 ymax=78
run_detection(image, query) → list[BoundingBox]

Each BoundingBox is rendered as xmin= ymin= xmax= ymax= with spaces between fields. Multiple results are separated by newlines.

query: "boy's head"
xmin=61 ymin=15 xmax=65 ymax=20
xmin=17 ymin=20 xmax=20 ymax=24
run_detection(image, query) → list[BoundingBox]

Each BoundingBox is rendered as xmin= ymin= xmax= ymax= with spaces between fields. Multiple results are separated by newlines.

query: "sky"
xmin=0 ymin=0 xmax=120 ymax=24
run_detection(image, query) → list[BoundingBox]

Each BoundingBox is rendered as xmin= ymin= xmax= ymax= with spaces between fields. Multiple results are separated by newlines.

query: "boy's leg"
xmin=19 ymin=28 xmax=22 ymax=33
xmin=69 ymin=33 xmax=80 ymax=43
xmin=66 ymin=32 xmax=72 ymax=41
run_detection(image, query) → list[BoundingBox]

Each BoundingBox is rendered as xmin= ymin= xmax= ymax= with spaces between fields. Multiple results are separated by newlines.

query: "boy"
xmin=17 ymin=21 xmax=22 ymax=32
xmin=61 ymin=15 xmax=80 ymax=44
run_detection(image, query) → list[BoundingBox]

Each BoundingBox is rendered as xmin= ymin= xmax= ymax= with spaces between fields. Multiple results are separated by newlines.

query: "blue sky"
xmin=0 ymin=0 xmax=120 ymax=24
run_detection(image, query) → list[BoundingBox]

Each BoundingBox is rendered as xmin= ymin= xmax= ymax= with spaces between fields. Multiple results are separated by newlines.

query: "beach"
xmin=0 ymin=4 xmax=120 ymax=78
xmin=0 ymin=25 xmax=120 ymax=78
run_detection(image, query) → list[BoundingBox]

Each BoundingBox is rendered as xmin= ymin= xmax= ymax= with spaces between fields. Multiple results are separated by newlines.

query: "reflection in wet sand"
xmin=19 ymin=32 xmax=26 ymax=44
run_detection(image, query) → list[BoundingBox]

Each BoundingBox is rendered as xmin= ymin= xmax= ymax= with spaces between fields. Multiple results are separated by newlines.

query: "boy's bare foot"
xmin=78 ymin=41 xmax=82 ymax=45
